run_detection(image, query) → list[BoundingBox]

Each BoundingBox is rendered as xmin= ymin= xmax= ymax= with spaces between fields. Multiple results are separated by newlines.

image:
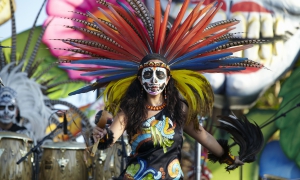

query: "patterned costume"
xmin=124 ymin=109 xmax=183 ymax=179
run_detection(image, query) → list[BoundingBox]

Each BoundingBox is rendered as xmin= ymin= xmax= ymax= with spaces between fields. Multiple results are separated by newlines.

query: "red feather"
xmin=156 ymin=0 xmax=171 ymax=53
xmin=154 ymin=0 xmax=162 ymax=52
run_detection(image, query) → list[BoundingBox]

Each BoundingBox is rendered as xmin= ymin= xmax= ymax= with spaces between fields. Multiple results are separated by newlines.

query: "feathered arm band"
xmin=90 ymin=127 xmax=114 ymax=150
xmin=208 ymin=115 xmax=264 ymax=171
xmin=208 ymin=139 xmax=235 ymax=166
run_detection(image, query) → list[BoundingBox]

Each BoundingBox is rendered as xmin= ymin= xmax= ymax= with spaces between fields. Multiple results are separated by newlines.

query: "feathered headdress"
xmin=0 ymin=0 xmax=91 ymax=141
xmin=57 ymin=0 xmax=265 ymax=125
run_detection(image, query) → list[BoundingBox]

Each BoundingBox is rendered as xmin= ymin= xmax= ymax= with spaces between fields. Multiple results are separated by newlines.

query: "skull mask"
xmin=0 ymin=87 xmax=17 ymax=124
xmin=141 ymin=66 xmax=168 ymax=95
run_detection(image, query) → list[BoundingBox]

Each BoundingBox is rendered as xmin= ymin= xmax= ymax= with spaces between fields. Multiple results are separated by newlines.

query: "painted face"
xmin=141 ymin=67 xmax=168 ymax=95
xmin=0 ymin=87 xmax=17 ymax=124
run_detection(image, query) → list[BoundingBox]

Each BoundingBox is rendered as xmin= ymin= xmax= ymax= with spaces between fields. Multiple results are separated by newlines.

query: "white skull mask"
xmin=0 ymin=87 xmax=17 ymax=124
xmin=141 ymin=67 xmax=168 ymax=95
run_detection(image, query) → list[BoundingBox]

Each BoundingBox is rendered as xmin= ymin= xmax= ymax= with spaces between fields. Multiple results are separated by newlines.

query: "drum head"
xmin=0 ymin=131 xmax=32 ymax=142
xmin=42 ymin=141 xmax=86 ymax=150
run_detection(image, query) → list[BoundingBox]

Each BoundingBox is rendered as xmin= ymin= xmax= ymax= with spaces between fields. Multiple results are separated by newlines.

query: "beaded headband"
xmin=138 ymin=62 xmax=170 ymax=71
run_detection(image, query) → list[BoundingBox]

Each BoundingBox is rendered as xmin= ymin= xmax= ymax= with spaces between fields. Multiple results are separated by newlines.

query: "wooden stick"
xmin=90 ymin=110 xmax=109 ymax=157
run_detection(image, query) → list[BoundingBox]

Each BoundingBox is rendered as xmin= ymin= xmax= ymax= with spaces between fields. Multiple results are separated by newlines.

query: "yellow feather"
xmin=171 ymin=70 xmax=214 ymax=126
xmin=103 ymin=76 xmax=136 ymax=115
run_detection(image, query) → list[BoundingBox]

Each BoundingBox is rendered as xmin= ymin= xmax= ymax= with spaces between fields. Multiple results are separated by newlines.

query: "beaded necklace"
xmin=146 ymin=102 xmax=166 ymax=111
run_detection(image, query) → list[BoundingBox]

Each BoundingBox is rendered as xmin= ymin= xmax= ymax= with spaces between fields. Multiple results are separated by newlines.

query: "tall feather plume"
xmin=0 ymin=44 xmax=6 ymax=69
xmin=126 ymin=0 xmax=154 ymax=42
xmin=24 ymin=18 xmax=53 ymax=73
xmin=21 ymin=0 xmax=47 ymax=61
xmin=9 ymin=0 xmax=17 ymax=64
xmin=0 ymin=1 xmax=91 ymax=141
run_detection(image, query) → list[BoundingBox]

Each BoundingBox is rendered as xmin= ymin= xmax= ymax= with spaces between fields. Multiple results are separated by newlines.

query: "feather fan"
xmin=209 ymin=114 xmax=264 ymax=171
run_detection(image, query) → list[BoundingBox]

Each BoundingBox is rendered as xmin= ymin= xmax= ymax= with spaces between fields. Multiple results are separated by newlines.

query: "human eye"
xmin=156 ymin=70 xmax=166 ymax=79
xmin=143 ymin=70 xmax=153 ymax=79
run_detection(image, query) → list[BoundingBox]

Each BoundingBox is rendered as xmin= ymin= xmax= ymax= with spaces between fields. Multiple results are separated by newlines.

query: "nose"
xmin=151 ymin=77 xmax=158 ymax=83
xmin=4 ymin=106 xmax=9 ymax=114
xmin=4 ymin=109 xmax=8 ymax=114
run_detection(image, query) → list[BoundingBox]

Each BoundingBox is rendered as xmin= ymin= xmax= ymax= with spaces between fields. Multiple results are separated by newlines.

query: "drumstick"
xmin=90 ymin=110 xmax=109 ymax=157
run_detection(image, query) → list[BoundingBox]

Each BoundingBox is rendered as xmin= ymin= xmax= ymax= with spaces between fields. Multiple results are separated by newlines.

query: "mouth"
xmin=150 ymin=87 xmax=159 ymax=92
xmin=0 ymin=116 xmax=12 ymax=120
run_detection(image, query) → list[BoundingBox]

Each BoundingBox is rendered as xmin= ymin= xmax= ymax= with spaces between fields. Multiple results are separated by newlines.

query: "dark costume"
xmin=123 ymin=109 xmax=183 ymax=179
xmin=0 ymin=123 xmax=26 ymax=132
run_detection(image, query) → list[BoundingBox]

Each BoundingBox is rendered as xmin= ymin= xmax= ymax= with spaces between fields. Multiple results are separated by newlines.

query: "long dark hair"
xmin=119 ymin=54 xmax=185 ymax=140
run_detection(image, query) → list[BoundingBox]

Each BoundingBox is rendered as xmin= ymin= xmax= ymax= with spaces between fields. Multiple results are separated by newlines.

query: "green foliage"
xmin=1 ymin=26 xmax=86 ymax=99
xmin=275 ymin=66 xmax=300 ymax=168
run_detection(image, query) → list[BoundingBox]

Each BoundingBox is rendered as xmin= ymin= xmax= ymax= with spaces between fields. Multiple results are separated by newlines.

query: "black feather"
xmin=212 ymin=115 xmax=264 ymax=171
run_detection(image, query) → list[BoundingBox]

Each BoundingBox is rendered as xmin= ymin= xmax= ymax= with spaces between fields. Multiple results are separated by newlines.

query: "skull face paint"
xmin=0 ymin=87 xmax=17 ymax=124
xmin=141 ymin=67 xmax=168 ymax=95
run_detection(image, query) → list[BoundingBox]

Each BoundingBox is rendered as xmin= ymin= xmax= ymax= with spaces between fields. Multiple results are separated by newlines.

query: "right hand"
xmin=92 ymin=126 xmax=107 ymax=143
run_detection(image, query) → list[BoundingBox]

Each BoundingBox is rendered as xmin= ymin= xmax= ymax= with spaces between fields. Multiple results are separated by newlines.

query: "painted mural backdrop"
xmin=2 ymin=0 xmax=299 ymax=179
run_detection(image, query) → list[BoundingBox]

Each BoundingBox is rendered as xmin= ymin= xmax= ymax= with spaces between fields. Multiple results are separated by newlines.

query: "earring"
xmin=140 ymin=88 xmax=143 ymax=97
xmin=164 ymin=88 xmax=167 ymax=100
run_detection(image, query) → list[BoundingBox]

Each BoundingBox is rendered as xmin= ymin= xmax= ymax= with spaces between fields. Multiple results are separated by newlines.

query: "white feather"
xmin=0 ymin=62 xmax=54 ymax=141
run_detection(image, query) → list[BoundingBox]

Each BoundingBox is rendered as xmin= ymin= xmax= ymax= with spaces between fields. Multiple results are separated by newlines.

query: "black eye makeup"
xmin=8 ymin=105 xmax=15 ymax=111
xmin=143 ymin=69 xmax=153 ymax=79
xmin=156 ymin=70 xmax=166 ymax=79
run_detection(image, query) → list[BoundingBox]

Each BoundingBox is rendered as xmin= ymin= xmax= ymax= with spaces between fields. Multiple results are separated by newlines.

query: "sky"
xmin=0 ymin=0 xmax=47 ymax=39
xmin=0 ymin=0 xmax=96 ymax=108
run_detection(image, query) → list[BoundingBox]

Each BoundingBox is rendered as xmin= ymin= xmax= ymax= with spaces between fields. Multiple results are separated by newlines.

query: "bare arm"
xmin=182 ymin=103 xmax=243 ymax=166
xmin=183 ymin=122 xmax=224 ymax=157
xmin=181 ymin=103 xmax=223 ymax=156
xmin=109 ymin=111 xmax=126 ymax=143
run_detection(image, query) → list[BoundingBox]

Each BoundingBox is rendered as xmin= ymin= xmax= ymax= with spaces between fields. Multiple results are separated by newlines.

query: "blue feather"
xmin=169 ymin=40 xmax=229 ymax=65
xmin=171 ymin=52 xmax=232 ymax=69
xmin=215 ymin=57 xmax=248 ymax=65
xmin=96 ymin=71 xmax=137 ymax=84
xmin=214 ymin=67 xmax=246 ymax=72
xmin=172 ymin=64 xmax=219 ymax=70
xmin=81 ymin=69 xmax=137 ymax=76
xmin=68 ymin=71 xmax=137 ymax=96
xmin=69 ymin=85 xmax=98 ymax=96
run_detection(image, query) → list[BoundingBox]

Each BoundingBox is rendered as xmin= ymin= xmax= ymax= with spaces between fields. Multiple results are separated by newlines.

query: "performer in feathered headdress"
xmin=0 ymin=0 xmax=92 ymax=142
xmin=57 ymin=0 xmax=264 ymax=179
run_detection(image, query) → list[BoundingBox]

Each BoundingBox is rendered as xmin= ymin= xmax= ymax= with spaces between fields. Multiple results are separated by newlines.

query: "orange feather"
xmin=175 ymin=3 xmax=224 ymax=58
xmin=166 ymin=0 xmax=192 ymax=43
xmin=156 ymin=0 xmax=171 ymax=53
xmin=111 ymin=4 xmax=152 ymax=50
xmin=164 ymin=1 xmax=213 ymax=58
xmin=167 ymin=5 xmax=217 ymax=59
xmin=188 ymin=27 xmax=236 ymax=52
xmin=154 ymin=0 xmax=162 ymax=52
xmin=107 ymin=5 xmax=148 ymax=54
xmin=88 ymin=9 xmax=144 ymax=59
xmin=71 ymin=43 xmax=135 ymax=60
